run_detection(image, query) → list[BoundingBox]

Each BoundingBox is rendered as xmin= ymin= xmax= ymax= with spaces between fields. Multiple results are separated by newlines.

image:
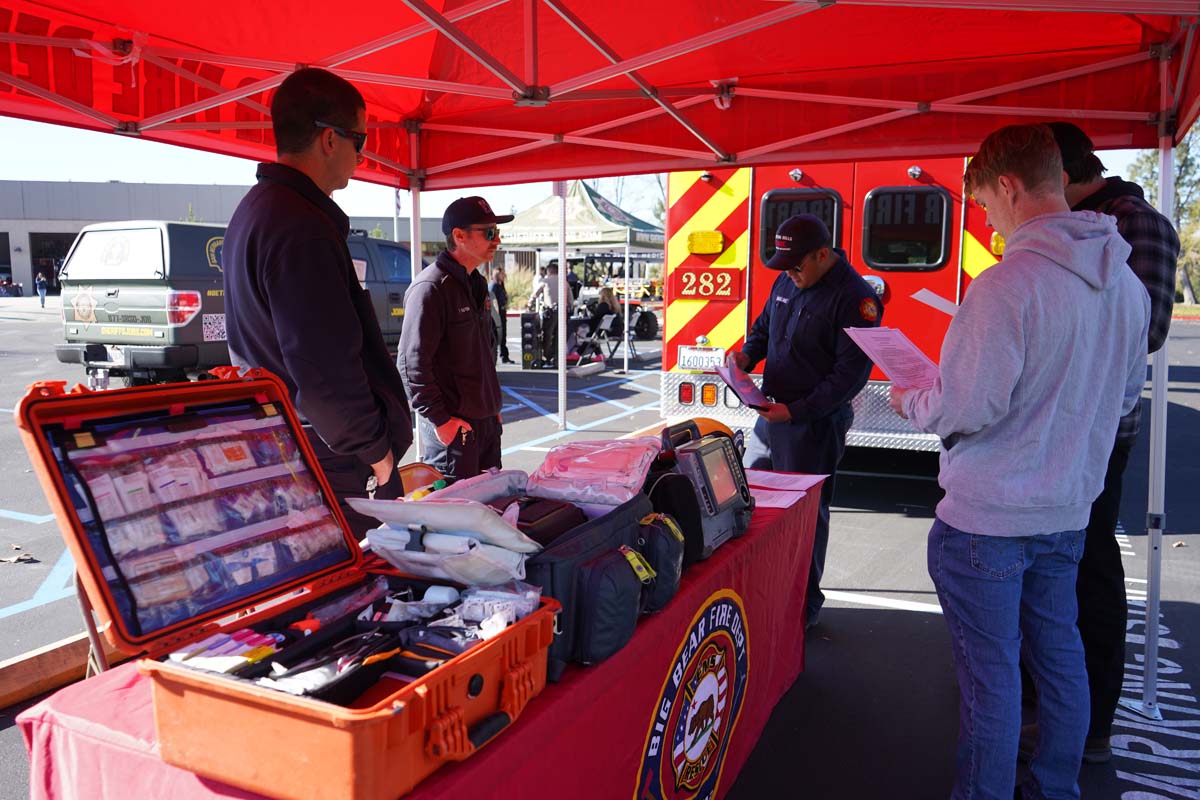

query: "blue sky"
xmin=0 ymin=116 xmax=1143 ymax=220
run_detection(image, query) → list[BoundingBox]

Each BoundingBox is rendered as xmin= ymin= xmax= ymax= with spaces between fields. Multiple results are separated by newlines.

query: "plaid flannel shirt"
xmin=1077 ymin=178 xmax=1180 ymax=440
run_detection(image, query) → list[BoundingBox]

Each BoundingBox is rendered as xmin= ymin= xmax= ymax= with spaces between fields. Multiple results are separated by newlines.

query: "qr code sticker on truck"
xmin=202 ymin=314 xmax=226 ymax=342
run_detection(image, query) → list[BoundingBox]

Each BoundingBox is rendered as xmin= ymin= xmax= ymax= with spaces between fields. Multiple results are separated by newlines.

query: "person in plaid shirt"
xmin=1023 ymin=122 xmax=1180 ymax=765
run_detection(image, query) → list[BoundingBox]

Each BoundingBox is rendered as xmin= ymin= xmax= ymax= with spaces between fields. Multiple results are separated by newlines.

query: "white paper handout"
xmin=715 ymin=363 xmax=769 ymax=409
xmin=844 ymin=327 xmax=939 ymax=390
xmin=749 ymin=487 xmax=807 ymax=509
xmin=910 ymin=288 xmax=959 ymax=318
xmin=745 ymin=469 xmax=827 ymax=492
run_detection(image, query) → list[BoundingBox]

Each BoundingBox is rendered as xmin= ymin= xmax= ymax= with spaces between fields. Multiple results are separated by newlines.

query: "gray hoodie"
xmin=902 ymin=211 xmax=1150 ymax=536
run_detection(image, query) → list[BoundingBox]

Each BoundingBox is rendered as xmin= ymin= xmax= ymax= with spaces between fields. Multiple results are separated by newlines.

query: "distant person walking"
xmin=35 ymin=272 xmax=47 ymax=308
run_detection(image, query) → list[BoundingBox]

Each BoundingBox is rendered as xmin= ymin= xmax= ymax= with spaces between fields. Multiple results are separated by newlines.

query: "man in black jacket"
xmin=398 ymin=197 xmax=509 ymax=481
xmin=224 ymin=68 xmax=413 ymax=536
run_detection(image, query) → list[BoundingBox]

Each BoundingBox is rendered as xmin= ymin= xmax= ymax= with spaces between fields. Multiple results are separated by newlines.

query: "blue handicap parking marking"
xmin=0 ymin=548 xmax=76 ymax=620
xmin=0 ymin=509 xmax=55 ymax=524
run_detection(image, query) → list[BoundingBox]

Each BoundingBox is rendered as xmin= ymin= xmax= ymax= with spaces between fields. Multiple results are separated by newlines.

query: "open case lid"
xmin=14 ymin=369 xmax=363 ymax=655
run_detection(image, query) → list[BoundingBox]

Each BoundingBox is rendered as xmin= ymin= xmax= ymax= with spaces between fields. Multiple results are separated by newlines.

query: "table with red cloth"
xmin=20 ymin=484 xmax=820 ymax=800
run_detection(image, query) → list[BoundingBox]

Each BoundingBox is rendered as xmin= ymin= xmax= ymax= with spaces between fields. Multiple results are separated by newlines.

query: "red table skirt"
xmin=20 ymin=486 xmax=819 ymax=800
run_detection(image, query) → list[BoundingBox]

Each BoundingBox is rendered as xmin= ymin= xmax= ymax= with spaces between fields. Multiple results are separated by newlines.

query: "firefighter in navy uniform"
xmin=726 ymin=214 xmax=881 ymax=629
xmin=398 ymin=197 xmax=510 ymax=482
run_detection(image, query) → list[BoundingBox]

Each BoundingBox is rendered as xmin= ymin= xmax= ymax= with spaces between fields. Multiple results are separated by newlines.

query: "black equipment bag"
xmin=644 ymin=470 xmax=705 ymax=568
xmin=525 ymin=493 xmax=652 ymax=680
xmin=485 ymin=494 xmax=587 ymax=547
xmin=636 ymin=513 xmax=685 ymax=613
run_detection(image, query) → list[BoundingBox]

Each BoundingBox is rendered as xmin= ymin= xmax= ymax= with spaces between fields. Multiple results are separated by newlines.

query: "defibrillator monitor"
xmin=674 ymin=435 xmax=754 ymax=557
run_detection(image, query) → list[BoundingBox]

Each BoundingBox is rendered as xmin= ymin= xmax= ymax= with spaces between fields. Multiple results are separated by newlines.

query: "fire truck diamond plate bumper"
xmin=660 ymin=375 xmax=940 ymax=453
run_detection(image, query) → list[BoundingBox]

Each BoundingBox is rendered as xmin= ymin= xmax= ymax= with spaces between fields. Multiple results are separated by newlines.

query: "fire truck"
xmin=659 ymin=160 xmax=999 ymax=451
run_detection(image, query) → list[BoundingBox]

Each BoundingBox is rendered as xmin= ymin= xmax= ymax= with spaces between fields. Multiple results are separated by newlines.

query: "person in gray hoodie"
xmin=889 ymin=124 xmax=1150 ymax=800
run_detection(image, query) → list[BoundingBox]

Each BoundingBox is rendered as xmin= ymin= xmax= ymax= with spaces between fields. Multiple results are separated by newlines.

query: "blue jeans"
xmin=928 ymin=518 xmax=1088 ymax=800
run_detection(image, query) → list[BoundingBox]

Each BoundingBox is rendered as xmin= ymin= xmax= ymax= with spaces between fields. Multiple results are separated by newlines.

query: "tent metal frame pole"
xmin=410 ymin=124 xmax=425 ymax=461
xmin=551 ymin=1 xmax=823 ymax=97
xmin=623 ymin=230 xmax=631 ymax=374
xmin=743 ymin=48 xmax=1156 ymax=159
xmin=141 ymin=71 xmax=283 ymax=131
xmin=543 ymin=0 xmax=729 ymax=160
xmin=1171 ymin=22 xmax=1197 ymax=113
xmin=137 ymin=0 xmax=506 ymax=131
xmin=0 ymin=71 xmax=119 ymax=128
xmin=400 ymin=0 xmax=529 ymax=95
xmin=556 ymin=184 xmax=568 ymax=431
xmin=524 ymin=0 xmax=538 ymax=86
xmin=142 ymin=54 xmax=271 ymax=115
xmin=322 ymin=0 xmax=505 ymax=67
xmin=1123 ymin=52 xmax=1176 ymax=724
xmin=848 ymin=0 xmax=1198 ymax=13
xmin=334 ymin=69 xmax=514 ymax=99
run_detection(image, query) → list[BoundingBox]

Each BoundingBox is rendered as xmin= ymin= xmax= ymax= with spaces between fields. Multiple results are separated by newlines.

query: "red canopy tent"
xmin=2 ymin=0 xmax=1194 ymax=719
xmin=1 ymin=0 xmax=1197 ymax=189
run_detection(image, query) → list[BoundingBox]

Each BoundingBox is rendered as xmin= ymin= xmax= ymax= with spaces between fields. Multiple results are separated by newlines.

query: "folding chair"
xmin=594 ymin=314 xmax=640 ymax=361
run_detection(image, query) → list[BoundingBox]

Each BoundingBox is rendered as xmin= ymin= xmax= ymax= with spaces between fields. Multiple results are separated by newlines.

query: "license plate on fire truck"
xmin=676 ymin=345 xmax=724 ymax=372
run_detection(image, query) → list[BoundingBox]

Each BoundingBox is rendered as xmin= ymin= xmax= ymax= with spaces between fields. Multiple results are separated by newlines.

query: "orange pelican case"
xmin=16 ymin=369 xmax=558 ymax=800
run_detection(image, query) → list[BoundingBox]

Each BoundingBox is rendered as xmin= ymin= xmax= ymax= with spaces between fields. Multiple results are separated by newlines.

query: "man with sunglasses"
xmin=225 ymin=67 xmax=413 ymax=536
xmin=725 ymin=214 xmax=881 ymax=630
xmin=398 ymin=197 xmax=511 ymax=481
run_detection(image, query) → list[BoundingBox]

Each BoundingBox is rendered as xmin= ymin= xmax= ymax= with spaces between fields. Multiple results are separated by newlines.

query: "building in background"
xmin=0 ymin=180 xmax=443 ymax=290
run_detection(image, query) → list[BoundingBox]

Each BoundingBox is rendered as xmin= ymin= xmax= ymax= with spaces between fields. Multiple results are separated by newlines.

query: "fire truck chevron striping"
xmin=659 ymin=158 xmax=1002 ymax=452
xmin=665 ymin=168 xmax=752 ymax=372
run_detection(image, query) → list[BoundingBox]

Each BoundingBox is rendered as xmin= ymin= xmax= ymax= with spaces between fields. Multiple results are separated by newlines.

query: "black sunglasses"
xmin=466 ymin=225 xmax=499 ymax=241
xmin=315 ymin=121 xmax=367 ymax=153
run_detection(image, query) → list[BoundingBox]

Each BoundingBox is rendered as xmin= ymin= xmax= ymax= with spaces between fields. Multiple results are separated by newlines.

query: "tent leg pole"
xmin=622 ymin=237 xmax=631 ymax=374
xmin=1122 ymin=74 xmax=1174 ymax=722
xmin=410 ymin=182 xmax=424 ymax=462
xmin=557 ymin=184 xmax=568 ymax=431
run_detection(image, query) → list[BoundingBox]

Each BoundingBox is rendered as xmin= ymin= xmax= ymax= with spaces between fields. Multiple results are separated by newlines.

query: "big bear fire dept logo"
xmin=635 ymin=590 xmax=749 ymax=800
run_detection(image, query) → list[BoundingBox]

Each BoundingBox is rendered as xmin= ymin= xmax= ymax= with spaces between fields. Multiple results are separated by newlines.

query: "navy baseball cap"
xmin=442 ymin=196 xmax=514 ymax=235
xmin=765 ymin=214 xmax=831 ymax=270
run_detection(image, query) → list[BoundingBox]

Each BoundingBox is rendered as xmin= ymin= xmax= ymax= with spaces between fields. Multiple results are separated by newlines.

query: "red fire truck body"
xmin=660 ymin=159 xmax=999 ymax=451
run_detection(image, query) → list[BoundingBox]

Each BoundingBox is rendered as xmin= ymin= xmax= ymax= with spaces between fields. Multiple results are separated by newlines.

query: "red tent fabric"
xmin=0 ymin=1 xmax=1196 ymax=188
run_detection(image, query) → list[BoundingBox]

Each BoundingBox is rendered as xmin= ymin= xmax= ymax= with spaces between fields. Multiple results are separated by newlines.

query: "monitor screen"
xmin=701 ymin=445 xmax=739 ymax=507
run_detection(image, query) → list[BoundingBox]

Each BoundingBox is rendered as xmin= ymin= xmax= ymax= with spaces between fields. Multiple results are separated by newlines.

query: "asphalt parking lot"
xmin=2 ymin=293 xmax=1198 ymax=799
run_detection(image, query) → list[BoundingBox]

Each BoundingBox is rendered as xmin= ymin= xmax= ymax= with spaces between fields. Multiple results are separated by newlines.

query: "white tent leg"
xmin=622 ymin=235 xmax=631 ymax=374
xmin=556 ymin=182 xmax=568 ymax=431
xmin=410 ymin=181 xmax=424 ymax=462
xmin=1122 ymin=62 xmax=1174 ymax=723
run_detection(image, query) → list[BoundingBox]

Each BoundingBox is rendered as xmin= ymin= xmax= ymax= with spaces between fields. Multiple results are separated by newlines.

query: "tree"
xmin=1128 ymin=132 xmax=1199 ymax=303
xmin=370 ymin=223 xmax=385 ymax=239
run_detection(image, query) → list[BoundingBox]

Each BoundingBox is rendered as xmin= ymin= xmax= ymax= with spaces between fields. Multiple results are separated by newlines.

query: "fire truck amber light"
xmin=167 ymin=291 xmax=202 ymax=326
xmin=678 ymin=382 xmax=695 ymax=405
xmin=701 ymin=384 xmax=718 ymax=406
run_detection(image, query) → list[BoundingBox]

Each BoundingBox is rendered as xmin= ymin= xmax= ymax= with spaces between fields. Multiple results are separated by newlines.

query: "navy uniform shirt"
xmin=224 ymin=162 xmax=412 ymax=467
xmin=742 ymin=250 xmax=882 ymax=421
xmin=398 ymin=251 xmax=502 ymax=426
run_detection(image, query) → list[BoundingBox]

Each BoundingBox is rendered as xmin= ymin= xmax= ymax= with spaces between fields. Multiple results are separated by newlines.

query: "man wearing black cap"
xmin=225 ymin=68 xmax=412 ymax=537
xmin=1032 ymin=121 xmax=1180 ymax=764
xmin=726 ymin=214 xmax=881 ymax=629
xmin=398 ymin=197 xmax=511 ymax=481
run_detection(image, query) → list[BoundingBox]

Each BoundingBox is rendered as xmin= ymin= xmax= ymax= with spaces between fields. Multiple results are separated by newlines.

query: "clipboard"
xmin=715 ymin=364 xmax=770 ymax=410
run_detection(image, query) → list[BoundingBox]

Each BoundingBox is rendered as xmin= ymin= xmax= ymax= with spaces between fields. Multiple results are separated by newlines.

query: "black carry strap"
xmin=405 ymin=523 xmax=427 ymax=552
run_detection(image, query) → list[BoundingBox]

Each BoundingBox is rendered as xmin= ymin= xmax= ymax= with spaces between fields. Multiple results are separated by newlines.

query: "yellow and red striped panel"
xmin=664 ymin=168 xmax=752 ymax=371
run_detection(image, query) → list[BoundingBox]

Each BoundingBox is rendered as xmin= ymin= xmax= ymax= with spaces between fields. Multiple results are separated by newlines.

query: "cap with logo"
xmin=441 ymin=196 xmax=515 ymax=235
xmin=765 ymin=214 xmax=832 ymax=270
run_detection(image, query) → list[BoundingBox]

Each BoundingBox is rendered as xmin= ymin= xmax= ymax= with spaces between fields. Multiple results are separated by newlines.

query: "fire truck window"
xmin=862 ymin=187 xmax=951 ymax=271
xmin=759 ymin=190 xmax=842 ymax=264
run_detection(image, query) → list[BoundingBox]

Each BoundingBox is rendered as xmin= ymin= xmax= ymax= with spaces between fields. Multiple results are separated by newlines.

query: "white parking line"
xmin=824 ymin=590 xmax=943 ymax=614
